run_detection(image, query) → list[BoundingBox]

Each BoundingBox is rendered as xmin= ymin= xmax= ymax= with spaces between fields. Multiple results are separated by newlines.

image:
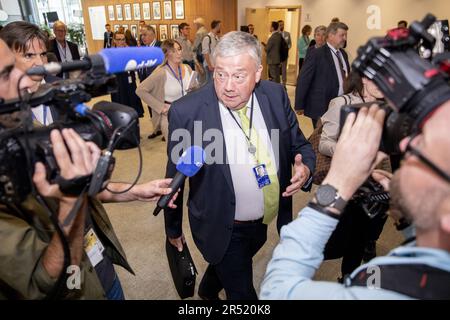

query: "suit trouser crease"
xmin=199 ymin=222 xmax=267 ymax=300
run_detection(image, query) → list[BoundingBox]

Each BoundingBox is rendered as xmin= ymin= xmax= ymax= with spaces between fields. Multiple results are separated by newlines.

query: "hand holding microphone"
xmin=153 ymin=146 xmax=206 ymax=216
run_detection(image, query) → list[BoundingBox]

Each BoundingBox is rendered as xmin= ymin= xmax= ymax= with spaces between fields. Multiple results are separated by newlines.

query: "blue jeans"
xmin=106 ymin=275 xmax=125 ymax=300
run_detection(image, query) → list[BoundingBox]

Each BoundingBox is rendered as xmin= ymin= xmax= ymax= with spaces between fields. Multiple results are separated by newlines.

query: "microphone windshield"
xmin=99 ymin=46 xmax=165 ymax=74
xmin=176 ymin=146 xmax=206 ymax=177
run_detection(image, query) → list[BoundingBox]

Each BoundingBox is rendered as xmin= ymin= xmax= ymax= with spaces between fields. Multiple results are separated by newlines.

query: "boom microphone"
xmin=153 ymin=146 xmax=206 ymax=216
xmin=27 ymin=46 xmax=165 ymax=76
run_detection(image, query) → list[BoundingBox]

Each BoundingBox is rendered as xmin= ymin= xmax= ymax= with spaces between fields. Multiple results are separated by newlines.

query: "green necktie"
xmin=236 ymin=105 xmax=280 ymax=224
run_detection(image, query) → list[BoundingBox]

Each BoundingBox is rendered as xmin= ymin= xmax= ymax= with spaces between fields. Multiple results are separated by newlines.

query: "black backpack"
xmin=280 ymin=35 xmax=289 ymax=62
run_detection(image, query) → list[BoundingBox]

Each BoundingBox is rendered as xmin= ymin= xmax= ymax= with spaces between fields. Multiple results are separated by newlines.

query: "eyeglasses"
xmin=404 ymin=131 xmax=450 ymax=184
xmin=214 ymin=71 xmax=249 ymax=84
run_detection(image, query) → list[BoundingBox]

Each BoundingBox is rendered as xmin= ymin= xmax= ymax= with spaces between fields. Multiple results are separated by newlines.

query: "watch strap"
xmin=307 ymin=202 xmax=341 ymax=220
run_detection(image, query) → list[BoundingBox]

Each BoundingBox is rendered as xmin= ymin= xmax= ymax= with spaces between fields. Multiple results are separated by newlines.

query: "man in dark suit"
xmin=104 ymin=23 xmax=114 ymax=48
xmin=111 ymin=31 xmax=144 ymax=118
xmin=164 ymin=31 xmax=315 ymax=300
xmin=138 ymin=25 xmax=162 ymax=139
xmin=295 ymin=22 xmax=350 ymax=128
xmin=0 ymin=21 xmax=61 ymax=124
xmin=49 ymin=21 xmax=81 ymax=79
xmin=264 ymin=21 xmax=283 ymax=83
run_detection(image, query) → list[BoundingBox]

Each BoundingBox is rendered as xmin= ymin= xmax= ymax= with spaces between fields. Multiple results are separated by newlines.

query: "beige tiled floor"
xmin=88 ymin=85 xmax=403 ymax=300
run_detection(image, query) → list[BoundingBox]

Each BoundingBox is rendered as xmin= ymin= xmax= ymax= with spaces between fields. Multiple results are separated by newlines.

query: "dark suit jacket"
xmin=49 ymin=39 xmax=81 ymax=78
xmin=164 ymin=81 xmax=316 ymax=264
xmin=137 ymin=41 xmax=162 ymax=82
xmin=49 ymin=39 xmax=81 ymax=62
xmin=295 ymin=45 xmax=350 ymax=120
xmin=104 ymin=31 xmax=114 ymax=48
xmin=266 ymin=32 xmax=283 ymax=65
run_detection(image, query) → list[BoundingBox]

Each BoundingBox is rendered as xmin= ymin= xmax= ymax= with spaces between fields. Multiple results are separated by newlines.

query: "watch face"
xmin=316 ymin=184 xmax=337 ymax=206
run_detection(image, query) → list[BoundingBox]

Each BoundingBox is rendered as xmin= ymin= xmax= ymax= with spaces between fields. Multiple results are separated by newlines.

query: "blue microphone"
xmin=26 ymin=46 xmax=165 ymax=76
xmin=153 ymin=146 xmax=206 ymax=216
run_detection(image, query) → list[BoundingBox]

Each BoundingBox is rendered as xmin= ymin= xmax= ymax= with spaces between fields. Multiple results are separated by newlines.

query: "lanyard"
xmin=59 ymin=42 xmax=68 ymax=62
xmin=166 ymin=63 xmax=184 ymax=96
xmin=227 ymin=94 xmax=256 ymax=155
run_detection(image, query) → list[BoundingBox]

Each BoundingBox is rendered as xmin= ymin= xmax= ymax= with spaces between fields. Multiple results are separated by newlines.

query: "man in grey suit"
xmin=278 ymin=20 xmax=292 ymax=86
xmin=264 ymin=21 xmax=283 ymax=83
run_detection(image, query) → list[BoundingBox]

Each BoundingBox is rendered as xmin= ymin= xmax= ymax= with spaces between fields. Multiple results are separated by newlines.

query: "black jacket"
xmin=137 ymin=41 xmax=162 ymax=82
xmin=104 ymin=31 xmax=114 ymax=48
xmin=49 ymin=39 xmax=81 ymax=62
xmin=164 ymin=81 xmax=316 ymax=264
xmin=295 ymin=45 xmax=350 ymax=120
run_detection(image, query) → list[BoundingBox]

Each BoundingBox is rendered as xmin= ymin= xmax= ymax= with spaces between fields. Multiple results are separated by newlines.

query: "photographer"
xmin=260 ymin=103 xmax=450 ymax=299
xmin=319 ymin=71 xmax=389 ymax=279
xmin=0 ymin=39 xmax=175 ymax=299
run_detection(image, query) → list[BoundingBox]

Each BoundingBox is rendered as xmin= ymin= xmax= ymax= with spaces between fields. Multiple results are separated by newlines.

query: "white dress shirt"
xmin=218 ymin=94 xmax=278 ymax=221
xmin=32 ymin=79 xmax=53 ymax=126
xmin=56 ymin=40 xmax=74 ymax=62
xmin=327 ymin=42 xmax=348 ymax=96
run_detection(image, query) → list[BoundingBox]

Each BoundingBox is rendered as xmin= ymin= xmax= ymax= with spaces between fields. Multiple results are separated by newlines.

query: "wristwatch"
xmin=314 ymin=184 xmax=347 ymax=212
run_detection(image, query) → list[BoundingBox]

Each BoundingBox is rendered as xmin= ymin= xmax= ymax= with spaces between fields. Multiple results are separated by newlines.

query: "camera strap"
xmin=346 ymin=263 xmax=450 ymax=299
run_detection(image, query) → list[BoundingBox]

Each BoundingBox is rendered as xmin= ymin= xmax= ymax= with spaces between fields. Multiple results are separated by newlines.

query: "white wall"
xmin=0 ymin=0 xmax=21 ymax=15
xmin=238 ymin=0 xmax=450 ymax=60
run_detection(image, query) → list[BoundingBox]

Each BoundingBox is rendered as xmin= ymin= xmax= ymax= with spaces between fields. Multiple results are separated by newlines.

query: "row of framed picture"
xmin=108 ymin=1 xmax=184 ymax=21
xmin=115 ymin=24 xmax=180 ymax=41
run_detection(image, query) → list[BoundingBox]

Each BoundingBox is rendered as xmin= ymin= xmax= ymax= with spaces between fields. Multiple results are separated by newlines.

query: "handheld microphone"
xmin=27 ymin=46 xmax=165 ymax=76
xmin=153 ymin=146 xmax=206 ymax=216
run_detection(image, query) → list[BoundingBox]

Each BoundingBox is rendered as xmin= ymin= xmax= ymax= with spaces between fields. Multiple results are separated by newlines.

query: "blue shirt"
xmin=260 ymin=206 xmax=450 ymax=300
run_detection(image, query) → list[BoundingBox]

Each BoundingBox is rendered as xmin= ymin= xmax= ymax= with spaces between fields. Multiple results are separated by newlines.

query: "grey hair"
xmin=212 ymin=31 xmax=262 ymax=68
xmin=314 ymin=25 xmax=327 ymax=34
xmin=326 ymin=22 xmax=348 ymax=37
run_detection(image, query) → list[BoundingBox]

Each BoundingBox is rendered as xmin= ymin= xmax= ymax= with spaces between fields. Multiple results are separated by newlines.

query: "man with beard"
xmin=261 ymin=102 xmax=450 ymax=299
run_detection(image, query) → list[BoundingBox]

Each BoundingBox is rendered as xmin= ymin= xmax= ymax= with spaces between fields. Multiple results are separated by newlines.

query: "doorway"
xmin=245 ymin=6 xmax=301 ymax=85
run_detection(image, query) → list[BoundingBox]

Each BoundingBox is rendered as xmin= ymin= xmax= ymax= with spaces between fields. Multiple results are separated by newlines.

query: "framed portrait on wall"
xmin=142 ymin=2 xmax=151 ymax=20
xmin=150 ymin=24 xmax=157 ymax=34
xmin=159 ymin=24 xmax=168 ymax=41
xmin=114 ymin=25 xmax=120 ymax=32
xmin=116 ymin=5 xmax=123 ymax=21
xmin=108 ymin=5 xmax=115 ymax=21
xmin=124 ymin=4 xmax=132 ymax=21
xmin=153 ymin=2 xmax=161 ymax=20
xmin=131 ymin=24 xmax=138 ymax=39
xmin=163 ymin=1 xmax=172 ymax=20
xmin=170 ymin=25 xmax=179 ymax=39
xmin=122 ymin=24 xmax=129 ymax=31
xmin=174 ymin=0 xmax=184 ymax=19
xmin=133 ymin=3 xmax=141 ymax=20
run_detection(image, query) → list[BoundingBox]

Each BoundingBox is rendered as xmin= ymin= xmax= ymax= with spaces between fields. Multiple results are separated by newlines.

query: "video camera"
xmin=340 ymin=14 xmax=450 ymax=154
xmin=0 ymin=46 xmax=164 ymax=204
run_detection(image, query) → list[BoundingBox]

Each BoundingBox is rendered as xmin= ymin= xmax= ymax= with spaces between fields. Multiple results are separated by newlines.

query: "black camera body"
xmin=341 ymin=14 xmax=450 ymax=154
xmin=0 ymin=70 xmax=140 ymax=204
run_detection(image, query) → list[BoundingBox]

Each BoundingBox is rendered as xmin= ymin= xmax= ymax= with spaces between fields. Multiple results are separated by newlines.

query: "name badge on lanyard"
xmin=253 ymin=164 xmax=271 ymax=189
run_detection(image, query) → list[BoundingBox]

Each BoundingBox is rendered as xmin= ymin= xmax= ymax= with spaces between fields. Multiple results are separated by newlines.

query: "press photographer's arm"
xmin=260 ymin=105 xmax=398 ymax=299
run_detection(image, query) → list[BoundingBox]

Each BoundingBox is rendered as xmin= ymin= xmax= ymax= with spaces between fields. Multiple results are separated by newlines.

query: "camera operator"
xmin=260 ymin=102 xmax=450 ymax=299
xmin=0 ymin=39 xmax=176 ymax=299
xmin=0 ymin=21 xmax=61 ymax=125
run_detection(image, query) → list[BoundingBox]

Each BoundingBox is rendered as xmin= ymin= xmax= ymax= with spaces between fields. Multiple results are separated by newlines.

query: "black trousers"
xmin=324 ymin=201 xmax=388 ymax=276
xmin=299 ymin=58 xmax=305 ymax=74
xmin=199 ymin=221 xmax=267 ymax=300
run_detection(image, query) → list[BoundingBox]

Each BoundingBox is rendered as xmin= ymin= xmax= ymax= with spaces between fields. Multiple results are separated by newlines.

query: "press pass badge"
xmin=84 ymin=228 xmax=105 ymax=267
xmin=253 ymin=164 xmax=271 ymax=189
